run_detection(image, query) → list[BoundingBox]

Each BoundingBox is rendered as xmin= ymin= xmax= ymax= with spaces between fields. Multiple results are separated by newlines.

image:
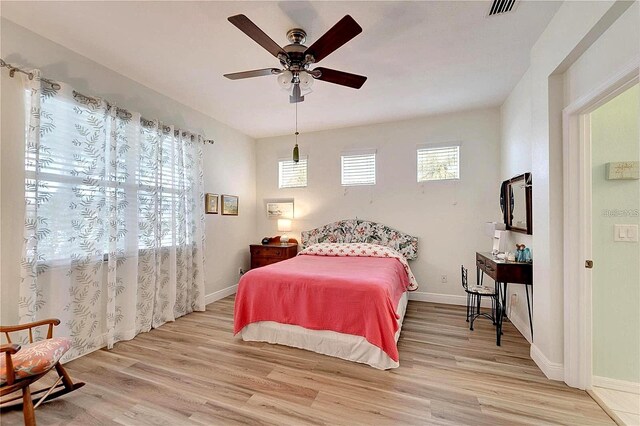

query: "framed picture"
xmin=266 ymin=201 xmax=294 ymax=219
xmin=221 ymin=195 xmax=239 ymax=216
xmin=205 ymin=193 xmax=218 ymax=214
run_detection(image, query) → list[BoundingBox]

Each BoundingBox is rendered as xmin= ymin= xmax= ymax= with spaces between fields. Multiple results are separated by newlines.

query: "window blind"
xmin=24 ymin=91 xmax=193 ymax=261
xmin=417 ymin=145 xmax=460 ymax=182
xmin=279 ymin=157 xmax=308 ymax=188
xmin=24 ymin=92 xmax=140 ymax=261
xmin=341 ymin=152 xmax=376 ymax=186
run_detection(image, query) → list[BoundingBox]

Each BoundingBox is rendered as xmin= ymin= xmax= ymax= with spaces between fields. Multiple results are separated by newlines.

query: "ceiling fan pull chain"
xmin=292 ymin=101 xmax=300 ymax=163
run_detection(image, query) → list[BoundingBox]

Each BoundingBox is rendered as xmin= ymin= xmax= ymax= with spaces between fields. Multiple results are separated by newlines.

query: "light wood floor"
xmin=1 ymin=296 xmax=614 ymax=425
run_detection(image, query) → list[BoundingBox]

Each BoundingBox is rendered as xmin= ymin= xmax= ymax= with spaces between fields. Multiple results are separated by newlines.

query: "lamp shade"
xmin=277 ymin=70 xmax=293 ymax=90
xmin=484 ymin=221 xmax=506 ymax=237
xmin=277 ymin=219 xmax=292 ymax=232
xmin=298 ymin=71 xmax=314 ymax=90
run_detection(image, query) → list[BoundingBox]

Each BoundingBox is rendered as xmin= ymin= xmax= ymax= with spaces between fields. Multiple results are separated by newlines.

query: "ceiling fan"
xmin=224 ymin=14 xmax=367 ymax=103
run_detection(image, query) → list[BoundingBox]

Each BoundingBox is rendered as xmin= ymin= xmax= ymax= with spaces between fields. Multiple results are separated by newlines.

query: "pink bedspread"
xmin=233 ymin=255 xmax=410 ymax=362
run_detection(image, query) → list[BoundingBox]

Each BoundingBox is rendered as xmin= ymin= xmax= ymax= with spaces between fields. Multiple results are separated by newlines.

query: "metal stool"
xmin=461 ymin=265 xmax=498 ymax=330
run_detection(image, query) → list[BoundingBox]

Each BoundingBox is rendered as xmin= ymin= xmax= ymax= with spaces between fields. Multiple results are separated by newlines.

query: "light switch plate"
xmin=614 ymin=224 xmax=639 ymax=242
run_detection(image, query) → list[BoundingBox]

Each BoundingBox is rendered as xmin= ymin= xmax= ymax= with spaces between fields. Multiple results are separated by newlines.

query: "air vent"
xmin=488 ymin=0 xmax=518 ymax=16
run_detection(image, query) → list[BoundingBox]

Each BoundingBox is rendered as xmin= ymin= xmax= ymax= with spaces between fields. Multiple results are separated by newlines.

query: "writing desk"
xmin=476 ymin=252 xmax=533 ymax=345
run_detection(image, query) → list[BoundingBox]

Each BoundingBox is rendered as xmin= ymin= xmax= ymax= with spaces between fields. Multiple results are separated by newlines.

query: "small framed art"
xmin=266 ymin=201 xmax=294 ymax=219
xmin=221 ymin=194 xmax=239 ymax=216
xmin=205 ymin=193 xmax=219 ymax=214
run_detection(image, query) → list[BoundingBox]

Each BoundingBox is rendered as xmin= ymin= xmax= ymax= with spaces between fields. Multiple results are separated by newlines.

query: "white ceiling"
xmin=1 ymin=1 xmax=561 ymax=139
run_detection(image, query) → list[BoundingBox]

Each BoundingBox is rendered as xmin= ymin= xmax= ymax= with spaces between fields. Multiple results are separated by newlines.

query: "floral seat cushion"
xmin=0 ymin=337 xmax=72 ymax=385
xmin=468 ymin=285 xmax=497 ymax=295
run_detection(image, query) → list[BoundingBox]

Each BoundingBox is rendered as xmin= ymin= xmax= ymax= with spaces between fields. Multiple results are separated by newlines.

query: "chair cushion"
xmin=468 ymin=285 xmax=497 ymax=295
xmin=0 ymin=337 xmax=71 ymax=385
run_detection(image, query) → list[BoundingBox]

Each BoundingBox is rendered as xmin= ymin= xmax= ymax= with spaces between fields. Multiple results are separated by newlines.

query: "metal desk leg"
xmin=496 ymin=296 xmax=502 ymax=346
xmin=500 ymin=282 xmax=508 ymax=335
xmin=495 ymin=281 xmax=503 ymax=346
xmin=525 ymin=285 xmax=533 ymax=341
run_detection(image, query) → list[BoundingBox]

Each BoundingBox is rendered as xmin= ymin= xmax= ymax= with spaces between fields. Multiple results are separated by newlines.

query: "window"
xmin=23 ymin=89 xmax=197 ymax=262
xmin=341 ymin=152 xmax=376 ymax=186
xmin=417 ymin=145 xmax=460 ymax=182
xmin=279 ymin=157 xmax=308 ymax=188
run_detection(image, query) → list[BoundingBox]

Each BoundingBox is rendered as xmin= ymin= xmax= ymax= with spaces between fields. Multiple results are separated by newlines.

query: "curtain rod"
xmin=1 ymin=58 xmax=215 ymax=145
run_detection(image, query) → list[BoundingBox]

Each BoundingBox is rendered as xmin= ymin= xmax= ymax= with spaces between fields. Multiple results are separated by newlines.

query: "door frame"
xmin=562 ymin=57 xmax=639 ymax=390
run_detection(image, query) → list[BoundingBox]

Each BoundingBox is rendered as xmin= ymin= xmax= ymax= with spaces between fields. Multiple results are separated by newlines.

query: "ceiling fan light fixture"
xmin=277 ymin=70 xmax=294 ymax=90
xmin=298 ymin=71 xmax=314 ymax=90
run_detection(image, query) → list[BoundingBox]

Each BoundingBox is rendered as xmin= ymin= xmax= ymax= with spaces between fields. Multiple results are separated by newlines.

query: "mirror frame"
xmin=503 ymin=173 xmax=532 ymax=235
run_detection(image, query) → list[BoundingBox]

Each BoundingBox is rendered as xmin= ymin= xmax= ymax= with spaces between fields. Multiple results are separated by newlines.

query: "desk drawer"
xmin=484 ymin=258 xmax=498 ymax=276
xmin=476 ymin=252 xmax=532 ymax=284
xmin=476 ymin=253 xmax=498 ymax=279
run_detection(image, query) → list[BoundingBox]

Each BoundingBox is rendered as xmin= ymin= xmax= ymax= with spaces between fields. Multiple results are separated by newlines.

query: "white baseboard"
xmin=408 ymin=291 xmax=493 ymax=308
xmin=205 ymin=284 xmax=238 ymax=305
xmin=593 ymin=376 xmax=640 ymax=394
xmin=507 ymin=310 xmax=532 ymax=344
xmin=531 ymin=343 xmax=564 ymax=381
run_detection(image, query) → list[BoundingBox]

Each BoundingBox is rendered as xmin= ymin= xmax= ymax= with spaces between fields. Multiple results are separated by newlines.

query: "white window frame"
xmin=278 ymin=156 xmax=308 ymax=189
xmin=416 ymin=142 xmax=461 ymax=183
xmin=341 ymin=150 xmax=376 ymax=186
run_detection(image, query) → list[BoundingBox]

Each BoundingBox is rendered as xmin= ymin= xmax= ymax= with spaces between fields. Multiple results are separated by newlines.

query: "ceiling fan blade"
xmin=228 ymin=15 xmax=287 ymax=59
xmin=305 ymin=15 xmax=362 ymax=63
xmin=312 ymin=68 xmax=367 ymax=89
xmin=224 ymin=68 xmax=281 ymax=80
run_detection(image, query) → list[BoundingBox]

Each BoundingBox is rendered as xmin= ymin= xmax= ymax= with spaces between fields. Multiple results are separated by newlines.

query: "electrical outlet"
xmin=238 ymin=267 xmax=245 ymax=276
xmin=440 ymin=275 xmax=447 ymax=283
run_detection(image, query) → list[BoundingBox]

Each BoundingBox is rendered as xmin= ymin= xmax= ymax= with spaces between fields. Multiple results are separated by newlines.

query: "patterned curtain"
xmin=19 ymin=72 xmax=205 ymax=360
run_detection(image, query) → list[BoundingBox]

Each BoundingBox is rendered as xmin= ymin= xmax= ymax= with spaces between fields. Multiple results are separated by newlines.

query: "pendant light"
xmin=292 ymin=100 xmax=300 ymax=162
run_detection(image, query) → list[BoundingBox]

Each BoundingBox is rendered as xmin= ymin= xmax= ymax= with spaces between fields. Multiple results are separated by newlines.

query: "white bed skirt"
xmin=238 ymin=292 xmax=408 ymax=370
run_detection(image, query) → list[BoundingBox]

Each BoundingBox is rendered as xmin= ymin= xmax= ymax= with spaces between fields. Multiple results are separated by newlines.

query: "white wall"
xmin=500 ymin=69 xmax=534 ymax=340
xmin=0 ymin=18 xmax=257 ymax=325
xmin=564 ymin=3 xmax=640 ymax=108
xmin=499 ymin=0 xmax=638 ymax=380
xmin=256 ymin=108 xmax=502 ymax=302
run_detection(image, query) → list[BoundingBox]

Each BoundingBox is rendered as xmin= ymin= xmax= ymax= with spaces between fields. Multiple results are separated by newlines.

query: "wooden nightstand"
xmin=250 ymin=243 xmax=298 ymax=269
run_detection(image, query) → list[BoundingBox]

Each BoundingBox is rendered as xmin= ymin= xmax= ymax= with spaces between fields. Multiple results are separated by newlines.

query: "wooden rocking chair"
xmin=1 ymin=319 xmax=85 ymax=425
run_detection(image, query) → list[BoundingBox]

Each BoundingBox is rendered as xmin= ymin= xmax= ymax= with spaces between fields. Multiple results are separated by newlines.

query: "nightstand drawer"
xmin=251 ymin=257 xmax=282 ymax=269
xmin=249 ymin=243 xmax=298 ymax=269
xmin=250 ymin=246 xmax=286 ymax=258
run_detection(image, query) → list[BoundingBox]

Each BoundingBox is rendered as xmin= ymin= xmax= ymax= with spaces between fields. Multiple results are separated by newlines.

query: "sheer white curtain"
xmin=19 ymin=72 xmax=205 ymax=360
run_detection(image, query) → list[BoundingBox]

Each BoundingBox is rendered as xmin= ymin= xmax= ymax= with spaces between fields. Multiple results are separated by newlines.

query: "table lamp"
xmin=484 ymin=222 xmax=507 ymax=255
xmin=278 ymin=219 xmax=292 ymax=244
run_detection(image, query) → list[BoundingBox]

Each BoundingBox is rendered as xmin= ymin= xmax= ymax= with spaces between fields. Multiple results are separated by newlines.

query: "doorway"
xmin=562 ymin=61 xmax=639 ymax=401
xmin=588 ymin=83 xmax=639 ymax=425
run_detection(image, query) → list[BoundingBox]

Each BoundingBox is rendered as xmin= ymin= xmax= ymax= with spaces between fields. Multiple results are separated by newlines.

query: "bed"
xmin=234 ymin=219 xmax=418 ymax=369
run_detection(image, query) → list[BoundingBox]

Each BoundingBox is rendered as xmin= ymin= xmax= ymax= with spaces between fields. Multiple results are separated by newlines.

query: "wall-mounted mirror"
xmin=501 ymin=173 xmax=532 ymax=234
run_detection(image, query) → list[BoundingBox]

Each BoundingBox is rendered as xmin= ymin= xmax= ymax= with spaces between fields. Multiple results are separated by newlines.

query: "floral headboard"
xmin=301 ymin=219 xmax=418 ymax=261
